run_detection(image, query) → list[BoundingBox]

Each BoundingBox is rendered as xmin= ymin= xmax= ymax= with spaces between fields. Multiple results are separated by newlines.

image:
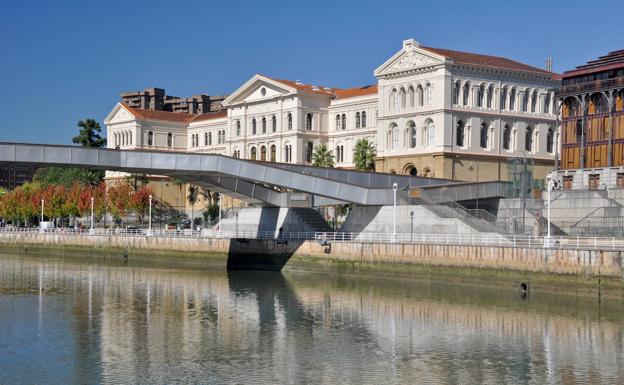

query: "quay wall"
xmin=0 ymin=232 xmax=622 ymax=277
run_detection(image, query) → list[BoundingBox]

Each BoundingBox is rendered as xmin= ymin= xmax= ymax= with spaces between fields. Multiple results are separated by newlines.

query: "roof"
xmin=120 ymin=103 xmax=195 ymax=123
xmin=191 ymin=110 xmax=228 ymax=123
xmin=268 ymin=77 xmax=336 ymax=96
xmin=421 ymin=46 xmax=554 ymax=76
xmin=120 ymin=103 xmax=227 ymax=124
xmin=333 ymin=85 xmax=378 ymax=99
xmin=558 ymin=49 xmax=624 ymax=79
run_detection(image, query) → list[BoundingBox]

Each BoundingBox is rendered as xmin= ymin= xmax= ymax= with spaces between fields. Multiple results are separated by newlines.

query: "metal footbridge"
xmin=0 ymin=142 xmax=506 ymax=207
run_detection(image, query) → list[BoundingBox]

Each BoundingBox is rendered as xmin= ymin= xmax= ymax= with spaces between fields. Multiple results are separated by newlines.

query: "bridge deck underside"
xmin=0 ymin=143 xmax=506 ymax=206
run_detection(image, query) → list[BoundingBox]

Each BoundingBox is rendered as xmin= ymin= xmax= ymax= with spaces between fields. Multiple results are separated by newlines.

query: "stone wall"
xmin=0 ymin=232 xmax=622 ymax=277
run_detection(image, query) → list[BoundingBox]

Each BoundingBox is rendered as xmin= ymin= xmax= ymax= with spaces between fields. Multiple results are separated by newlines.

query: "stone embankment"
xmin=1 ymin=232 xmax=623 ymax=278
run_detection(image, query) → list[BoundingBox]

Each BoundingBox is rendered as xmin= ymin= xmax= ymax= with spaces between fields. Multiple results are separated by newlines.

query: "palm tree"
xmin=311 ymin=144 xmax=335 ymax=168
xmin=353 ymin=138 xmax=376 ymax=171
xmin=188 ymin=185 xmax=199 ymax=230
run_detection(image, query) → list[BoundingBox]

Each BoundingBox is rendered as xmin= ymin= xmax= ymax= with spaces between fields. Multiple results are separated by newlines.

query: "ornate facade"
xmin=104 ymin=38 xmax=559 ymax=210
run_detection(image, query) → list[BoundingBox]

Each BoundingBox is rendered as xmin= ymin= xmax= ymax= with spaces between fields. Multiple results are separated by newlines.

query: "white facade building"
xmin=105 ymin=38 xmax=559 ymax=183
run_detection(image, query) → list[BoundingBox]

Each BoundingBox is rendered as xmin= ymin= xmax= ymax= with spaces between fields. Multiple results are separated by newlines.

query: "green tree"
xmin=188 ymin=185 xmax=199 ymax=230
xmin=72 ymin=119 xmax=107 ymax=148
xmin=311 ymin=144 xmax=335 ymax=168
xmin=353 ymin=138 xmax=376 ymax=172
xmin=35 ymin=119 xmax=107 ymax=187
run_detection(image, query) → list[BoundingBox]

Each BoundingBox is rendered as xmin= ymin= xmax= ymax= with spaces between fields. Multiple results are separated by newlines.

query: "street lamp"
xmin=148 ymin=194 xmax=153 ymax=236
xmin=90 ymin=196 xmax=94 ymax=234
xmin=40 ymin=199 xmax=44 ymax=231
xmin=544 ymin=174 xmax=553 ymax=247
xmin=409 ymin=210 xmax=414 ymax=242
xmin=392 ymin=182 xmax=398 ymax=242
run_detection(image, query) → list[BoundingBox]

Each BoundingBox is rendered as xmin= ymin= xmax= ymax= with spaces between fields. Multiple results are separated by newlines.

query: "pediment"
xmin=223 ymin=75 xmax=296 ymax=106
xmin=104 ymin=103 xmax=136 ymax=125
xmin=374 ymin=42 xmax=446 ymax=77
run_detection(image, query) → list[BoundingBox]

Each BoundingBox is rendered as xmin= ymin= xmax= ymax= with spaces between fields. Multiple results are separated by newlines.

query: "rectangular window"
xmin=563 ymin=175 xmax=573 ymax=190
xmin=588 ymin=174 xmax=600 ymax=190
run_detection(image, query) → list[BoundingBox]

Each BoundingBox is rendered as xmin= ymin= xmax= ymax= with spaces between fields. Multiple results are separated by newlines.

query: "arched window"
xmin=408 ymin=121 xmax=416 ymax=148
xmin=336 ymin=114 xmax=341 ymax=130
xmin=272 ymin=115 xmax=277 ymax=132
xmin=543 ymin=93 xmax=551 ymax=114
xmin=208 ymin=132 xmax=212 ymax=145
xmin=408 ymin=86 xmax=415 ymax=107
xmin=390 ymin=88 xmax=397 ymax=111
xmin=500 ymin=86 xmax=508 ymax=110
xmin=252 ymin=118 xmax=257 ymax=135
xmin=355 ymin=112 xmax=360 ymax=128
xmin=417 ymin=85 xmax=424 ymax=106
xmin=487 ymin=84 xmax=494 ymax=108
xmin=128 ymin=132 xmax=132 ymax=146
xmin=546 ymin=127 xmax=554 ymax=153
xmin=284 ymin=144 xmax=292 ymax=163
xmin=509 ymin=87 xmax=516 ymax=110
xmin=477 ymin=84 xmax=485 ymax=107
xmin=480 ymin=122 xmax=489 ymax=149
xmin=425 ymin=83 xmax=432 ymax=105
xmin=250 ymin=146 xmax=257 ymax=160
xmin=400 ymin=88 xmax=406 ymax=109
xmin=262 ymin=117 xmax=266 ymax=133
xmin=147 ymin=131 xmax=153 ymax=146
xmin=531 ymin=90 xmax=538 ymax=112
xmin=525 ymin=126 xmax=533 ymax=152
xmin=204 ymin=132 xmax=208 ymax=146
xmin=306 ymin=113 xmax=313 ymax=130
xmin=424 ymin=120 xmax=435 ymax=147
xmin=590 ymin=93 xmax=608 ymax=115
xmin=453 ymin=80 xmax=461 ymax=105
xmin=361 ymin=111 xmax=367 ymax=128
xmin=167 ymin=133 xmax=173 ymax=147
xmin=270 ymin=145 xmax=276 ymax=162
xmin=503 ymin=125 xmax=511 ymax=150
xmin=522 ymin=89 xmax=530 ymax=111
xmin=306 ymin=142 xmax=313 ymax=163
xmin=287 ymin=113 xmax=293 ymax=130
xmin=456 ymin=120 xmax=465 ymax=147
xmin=462 ymin=82 xmax=471 ymax=106
xmin=341 ymin=113 xmax=346 ymax=130
xmin=236 ymin=120 xmax=241 ymax=136
xmin=390 ymin=124 xmax=399 ymax=150
xmin=260 ymin=145 xmax=267 ymax=161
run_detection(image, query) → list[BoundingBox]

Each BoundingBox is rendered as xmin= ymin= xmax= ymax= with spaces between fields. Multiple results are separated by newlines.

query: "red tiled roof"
xmin=421 ymin=46 xmax=554 ymax=76
xmin=191 ymin=110 xmax=228 ymax=122
xmin=120 ymin=103 xmax=195 ymax=123
xmin=333 ymin=85 xmax=378 ymax=99
xmin=557 ymin=49 xmax=624 ymax=79
xmin=269 ymin=77 xmax=336 ymax=95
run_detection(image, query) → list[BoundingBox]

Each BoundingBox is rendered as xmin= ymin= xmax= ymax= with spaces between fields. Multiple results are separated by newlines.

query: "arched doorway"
xmin=403 ymin=164 xmax=417 ymax=176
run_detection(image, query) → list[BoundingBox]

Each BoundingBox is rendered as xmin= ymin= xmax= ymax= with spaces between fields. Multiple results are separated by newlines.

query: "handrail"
xmin=1 ymin=227 xmax=624 ymax=251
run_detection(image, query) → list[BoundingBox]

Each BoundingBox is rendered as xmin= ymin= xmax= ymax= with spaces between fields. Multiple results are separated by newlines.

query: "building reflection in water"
xmin=0 ymin=254 xmax=623 ymax=384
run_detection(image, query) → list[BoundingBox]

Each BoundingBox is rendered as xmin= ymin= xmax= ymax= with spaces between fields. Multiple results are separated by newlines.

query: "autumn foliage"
xmin=0 ymin=180 xmax=154 ymax=227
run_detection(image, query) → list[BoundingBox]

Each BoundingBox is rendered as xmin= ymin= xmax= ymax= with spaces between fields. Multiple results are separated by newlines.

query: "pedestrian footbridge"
xmin=0 ymin=142 xmax=506 ymax=207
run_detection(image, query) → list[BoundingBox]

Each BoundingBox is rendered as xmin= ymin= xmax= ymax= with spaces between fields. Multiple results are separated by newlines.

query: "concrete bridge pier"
xmin=226 ymin=239 xmax=304 ymax=271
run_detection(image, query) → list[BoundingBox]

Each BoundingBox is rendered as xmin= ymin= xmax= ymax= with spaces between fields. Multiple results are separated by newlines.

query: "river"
xmin=0 ymin=252 xmax=623 ymax=384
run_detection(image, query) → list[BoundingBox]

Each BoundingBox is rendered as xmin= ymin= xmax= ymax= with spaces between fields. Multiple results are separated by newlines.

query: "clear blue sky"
xmin=0 ymin=0 xmax=620 ymax=144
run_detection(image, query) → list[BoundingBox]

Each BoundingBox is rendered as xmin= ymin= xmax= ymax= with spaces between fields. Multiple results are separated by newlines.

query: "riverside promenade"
xmin=1 ymin=228 xmax=623 ymax=277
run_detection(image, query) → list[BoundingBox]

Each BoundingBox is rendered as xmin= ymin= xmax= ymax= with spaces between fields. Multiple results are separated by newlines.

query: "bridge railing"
xmin=1 ymin=226 xmax=624 ymax=251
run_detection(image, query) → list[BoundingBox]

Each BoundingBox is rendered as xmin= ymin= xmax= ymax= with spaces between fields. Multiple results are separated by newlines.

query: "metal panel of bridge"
xmin=0 ymin=142 xmax=507 ymax=207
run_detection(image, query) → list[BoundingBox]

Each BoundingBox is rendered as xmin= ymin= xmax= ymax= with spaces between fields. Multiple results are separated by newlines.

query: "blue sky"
xmin=0 ymin=0 xmax=620 ymax=144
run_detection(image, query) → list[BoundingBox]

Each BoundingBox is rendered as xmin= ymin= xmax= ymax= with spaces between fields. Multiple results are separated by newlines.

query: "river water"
xmin=0 ymin=253 xmax=623 ymax=384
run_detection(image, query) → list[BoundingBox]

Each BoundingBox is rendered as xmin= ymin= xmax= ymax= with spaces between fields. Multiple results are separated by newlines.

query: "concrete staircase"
xmin=290 ymin=208 xmax=333 ymax=232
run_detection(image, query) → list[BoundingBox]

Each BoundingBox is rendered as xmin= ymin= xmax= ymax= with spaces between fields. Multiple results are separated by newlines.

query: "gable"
xmin=104 ymin=103 xmax=135 ymax=125
xmin=374 ymin=39 xmax=446 ymax=77
xmin=222 ymin=75 xmax=296 ymax=106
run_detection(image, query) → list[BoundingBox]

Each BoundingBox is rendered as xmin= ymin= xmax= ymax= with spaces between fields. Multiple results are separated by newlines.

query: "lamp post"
xmin=218 ymin=194 xmax=222 ymax=233
xmin=90 ymin=197 xmax=94 ymax=234
xmin=409 ymin=210 xmax=414 ymax=242
xmin=392 ymin=182 xmax=398 ymax=242
xmin=148 ymin=194 xmax=153 ymax=236
xmin=545 ymin=174 xmax=552 ymax=247
xmin=40 ymin=199 xmax=44 ymax=231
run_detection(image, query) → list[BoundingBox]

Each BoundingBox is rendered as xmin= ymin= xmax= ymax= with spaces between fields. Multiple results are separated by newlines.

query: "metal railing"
xmin=2 ymin=227 xmax=624 ymax=251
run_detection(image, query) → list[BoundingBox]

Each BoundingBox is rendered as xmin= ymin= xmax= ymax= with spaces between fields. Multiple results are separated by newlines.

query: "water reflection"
xmin=0 ymin=253 xmax=622 ymax=384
